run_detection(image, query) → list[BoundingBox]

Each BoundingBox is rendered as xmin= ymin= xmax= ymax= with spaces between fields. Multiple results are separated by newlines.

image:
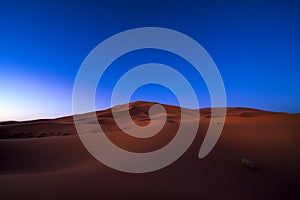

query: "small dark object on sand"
xmin=241 ymin=158 xmax=255 ymax=169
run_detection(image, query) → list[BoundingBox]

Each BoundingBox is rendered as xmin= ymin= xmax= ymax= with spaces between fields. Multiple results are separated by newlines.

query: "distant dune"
xmin=1 ymin=101 xmax=299 ymax=199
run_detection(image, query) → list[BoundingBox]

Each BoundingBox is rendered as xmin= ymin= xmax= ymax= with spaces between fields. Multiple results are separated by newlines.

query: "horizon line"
xmin=0 ymin=100 xmax=297 ymax=123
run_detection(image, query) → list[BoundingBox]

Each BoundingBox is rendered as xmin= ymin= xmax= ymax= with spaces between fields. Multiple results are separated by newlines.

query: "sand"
xmin=1 ymin=101 xmax=299 ymax=199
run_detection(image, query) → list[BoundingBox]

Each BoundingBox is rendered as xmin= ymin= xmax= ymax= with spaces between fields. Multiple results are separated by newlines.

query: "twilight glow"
xmin=0 ymin=0 xmax=300 ymax=121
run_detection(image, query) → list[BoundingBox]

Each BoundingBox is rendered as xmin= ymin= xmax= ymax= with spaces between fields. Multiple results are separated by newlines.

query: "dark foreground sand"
xmin=1 ymin=101 xmax=300 ymax=199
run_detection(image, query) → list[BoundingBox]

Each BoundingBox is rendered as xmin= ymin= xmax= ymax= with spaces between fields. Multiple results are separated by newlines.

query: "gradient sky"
xmin=1 ymin=0 xmax=300 ymax=121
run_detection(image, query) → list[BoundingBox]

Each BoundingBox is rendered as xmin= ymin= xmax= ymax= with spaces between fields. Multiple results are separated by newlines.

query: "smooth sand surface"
xmin=1 ymin=101 xmax=299 ymax=199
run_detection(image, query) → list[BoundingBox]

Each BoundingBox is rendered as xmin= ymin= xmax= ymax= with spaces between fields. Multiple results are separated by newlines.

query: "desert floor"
xmin=1 ymin=101 xmax=299 ymax=199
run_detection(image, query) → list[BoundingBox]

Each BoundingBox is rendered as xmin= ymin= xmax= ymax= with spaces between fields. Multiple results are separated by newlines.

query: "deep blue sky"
xmin=0 ymin=0 xmax=300 ymax=121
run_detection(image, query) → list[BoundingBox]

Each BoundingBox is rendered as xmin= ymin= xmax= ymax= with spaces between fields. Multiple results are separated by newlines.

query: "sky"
xmin=0 ymin=0 xmax=300 ymax=121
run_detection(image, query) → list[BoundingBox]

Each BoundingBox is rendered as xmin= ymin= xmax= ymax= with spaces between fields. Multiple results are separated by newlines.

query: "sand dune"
xmin=1 ymin=101 xmax=299 ymax=199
